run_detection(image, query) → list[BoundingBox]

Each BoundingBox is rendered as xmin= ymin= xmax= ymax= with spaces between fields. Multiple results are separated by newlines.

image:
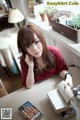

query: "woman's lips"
xmin=35 ymin=51 xmax=40 ymax=54
xmin=35 ymin=52 xmax=40 ymax=54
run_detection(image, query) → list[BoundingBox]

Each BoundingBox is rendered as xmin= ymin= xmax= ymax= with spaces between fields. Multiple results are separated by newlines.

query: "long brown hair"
xmin=17 ymin=24 xmax=56 ymax=72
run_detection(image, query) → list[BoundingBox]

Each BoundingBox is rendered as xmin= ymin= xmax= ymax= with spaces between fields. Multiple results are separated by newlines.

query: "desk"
xmin=0 ymin=67 xmax=80 ymax=120
xmin=0 ymin=28 xmax=19 ymax=73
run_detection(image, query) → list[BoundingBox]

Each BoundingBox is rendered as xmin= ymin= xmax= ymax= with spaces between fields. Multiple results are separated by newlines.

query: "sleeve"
xmin=20 ymin=56 xmax=28 ymax=86
xmin=50 ymin=46 xmax=68 ymax=74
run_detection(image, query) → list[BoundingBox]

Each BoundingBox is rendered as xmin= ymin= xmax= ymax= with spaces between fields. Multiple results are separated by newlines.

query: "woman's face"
xmin=26 ymin=33 xmax=43 ymax=58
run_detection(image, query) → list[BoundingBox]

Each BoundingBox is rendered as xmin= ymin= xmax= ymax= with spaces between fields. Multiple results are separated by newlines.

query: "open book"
xmin=47 ymin=81 xmax=74 ymax=113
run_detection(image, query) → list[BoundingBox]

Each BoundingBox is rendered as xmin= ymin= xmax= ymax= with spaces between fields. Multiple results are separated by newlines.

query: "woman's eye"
xmin=35 ymin=41 xmax=39 ymax=44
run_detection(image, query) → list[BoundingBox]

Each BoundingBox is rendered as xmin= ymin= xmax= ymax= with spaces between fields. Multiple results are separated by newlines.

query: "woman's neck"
xmin=35 ymin=57 xmax=47 ymax=69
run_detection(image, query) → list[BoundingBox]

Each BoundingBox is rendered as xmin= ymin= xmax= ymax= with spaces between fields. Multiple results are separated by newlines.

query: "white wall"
xmin=10 ymin=0 xmax=80 ymax=17
xmin=10 ymin=0 xmax=29 ymax=17
xmin=45 ymin=0 xmax=80 ymax=15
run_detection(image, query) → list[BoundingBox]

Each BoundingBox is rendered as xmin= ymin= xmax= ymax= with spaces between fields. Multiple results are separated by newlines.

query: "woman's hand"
xmin=59 ymin=70 xmax=73 ymax=89
xmin=64 ymin=74 xmax=73 ymax=88
xmin=25 ymin=54 xmax=34 ymax=67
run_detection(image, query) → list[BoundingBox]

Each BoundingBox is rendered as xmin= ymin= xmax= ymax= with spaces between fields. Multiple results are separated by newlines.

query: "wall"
xmin=46 ymin=0 xmax=80 ymax=15
xmin=10 ymin=0 xmax=29 ymax=17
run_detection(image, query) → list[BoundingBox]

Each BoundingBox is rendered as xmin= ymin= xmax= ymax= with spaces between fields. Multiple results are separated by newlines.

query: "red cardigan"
xmin=20 ymin=46 xmax=68 ymax=86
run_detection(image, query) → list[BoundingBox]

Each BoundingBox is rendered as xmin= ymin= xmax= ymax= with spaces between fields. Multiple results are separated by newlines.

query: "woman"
xmin=17 ymin=24 xmax=73 ymax=89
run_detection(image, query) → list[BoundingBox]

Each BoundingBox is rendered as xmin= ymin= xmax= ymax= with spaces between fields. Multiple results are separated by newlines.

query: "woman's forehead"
xmin=33 ymin=33 xmax=38 ymax=40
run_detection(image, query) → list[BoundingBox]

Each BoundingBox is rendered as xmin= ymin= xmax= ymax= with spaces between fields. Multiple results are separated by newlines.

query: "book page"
xmin=47 ymin=89 xmax=70 ymax=113
xmin=57 ymin=81 xmax=74 ymax=104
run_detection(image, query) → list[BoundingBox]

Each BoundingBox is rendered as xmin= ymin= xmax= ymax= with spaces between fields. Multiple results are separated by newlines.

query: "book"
xmin=61 ymin=105 xmax=76 ymax=119
xmin=18 ymin=101 xmax=42 ymax=120
xmin=47 ymin=81 xmax=74 ymax=113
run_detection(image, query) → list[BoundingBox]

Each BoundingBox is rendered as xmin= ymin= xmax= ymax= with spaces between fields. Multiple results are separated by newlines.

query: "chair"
xmin=0 ymin=51 xmax=10 ymax=76
xmin=0 ymin=79 xmax=8 ymax=97
xmin=9 ymin=44 xmax=22 ymax=73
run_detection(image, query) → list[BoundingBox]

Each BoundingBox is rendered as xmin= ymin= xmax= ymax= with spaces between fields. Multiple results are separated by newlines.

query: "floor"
xmin=0 ymin=67 xmax=23 ymax=94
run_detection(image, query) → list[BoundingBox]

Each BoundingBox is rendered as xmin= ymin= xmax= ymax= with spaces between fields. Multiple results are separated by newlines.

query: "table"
xmin=0 ymin=67 xmax=80 ymax=120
